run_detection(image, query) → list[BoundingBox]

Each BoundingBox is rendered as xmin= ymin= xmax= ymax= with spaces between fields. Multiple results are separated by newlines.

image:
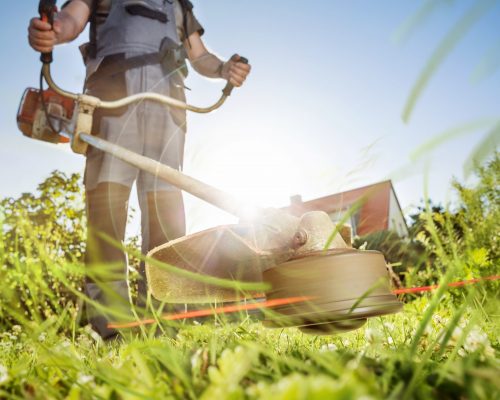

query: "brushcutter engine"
xmin=17 ymin=87 xmax=74 ymax=144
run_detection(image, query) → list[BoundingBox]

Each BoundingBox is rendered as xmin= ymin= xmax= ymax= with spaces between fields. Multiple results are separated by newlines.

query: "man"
xmin=28 ymin=0 xmax=251 ymax=339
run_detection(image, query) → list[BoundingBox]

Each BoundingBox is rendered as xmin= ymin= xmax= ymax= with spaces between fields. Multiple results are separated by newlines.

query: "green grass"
xmin=0 ymin=209 xmax=499 ymax=400
xmin=0 ymin=295 xmax=498 ymax=399
xmin=1 ymin=155 xmax=499 ymax=399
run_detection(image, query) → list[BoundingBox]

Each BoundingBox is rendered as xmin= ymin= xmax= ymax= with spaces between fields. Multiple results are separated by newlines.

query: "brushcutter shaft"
xmin=78 ymin=133 xmax=258 ymax=219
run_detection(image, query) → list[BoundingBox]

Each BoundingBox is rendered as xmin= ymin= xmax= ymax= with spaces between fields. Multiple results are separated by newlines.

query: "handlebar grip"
xmin=38 ymin=0 xmax=57 ymax=64
xmin=222 ymin=56 xmax=249 ymax=97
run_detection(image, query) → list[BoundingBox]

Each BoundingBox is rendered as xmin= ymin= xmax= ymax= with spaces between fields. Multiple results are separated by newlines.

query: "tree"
xmin=1 ymin=170 xmax=86 ymax=264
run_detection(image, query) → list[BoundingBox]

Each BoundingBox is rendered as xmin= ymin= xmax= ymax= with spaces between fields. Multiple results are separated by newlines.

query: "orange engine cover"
xmin=17 ymin=87 xmax=74 ymax=144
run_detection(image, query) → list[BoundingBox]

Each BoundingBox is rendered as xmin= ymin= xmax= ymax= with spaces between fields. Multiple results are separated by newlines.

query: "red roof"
xmin=284 ymin=181 xmax=394 ymax=235
xmin=285 ymin=181 xmax=391 ymax=214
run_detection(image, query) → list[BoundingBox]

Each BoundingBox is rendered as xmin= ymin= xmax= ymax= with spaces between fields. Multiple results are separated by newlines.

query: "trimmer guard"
xmin=146 ymin=225 xmax=269 ymax=303
xmin=147 ymin=225 xmax=402 ymax=334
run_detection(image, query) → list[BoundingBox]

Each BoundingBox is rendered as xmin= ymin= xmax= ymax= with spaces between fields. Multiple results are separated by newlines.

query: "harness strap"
xmin=88 ymin=0 xmax=99 ymax=59
xmin=88 ymin=0 xmax=192 ymax=59
xmin=179 ymin=0 xmax=194 ymax=46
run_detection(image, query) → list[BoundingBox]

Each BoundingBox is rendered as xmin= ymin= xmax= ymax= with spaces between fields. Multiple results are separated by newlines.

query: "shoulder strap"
xmin=88 ymin=0 xmax=99 ymax=59
xmin=178 ymin=0 xmax=194 ymax=46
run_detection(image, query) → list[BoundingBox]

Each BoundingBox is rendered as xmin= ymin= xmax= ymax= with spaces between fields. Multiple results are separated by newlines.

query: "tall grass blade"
xmin=410 ymin=118 xmax=499 ymax=161
xmin=402 ymin=0 xmax=496 ymax=122
xmin=471 ymin=38 xmax=500 ymax=83
xmin=463 ymin=120 xmax=500 ymax=177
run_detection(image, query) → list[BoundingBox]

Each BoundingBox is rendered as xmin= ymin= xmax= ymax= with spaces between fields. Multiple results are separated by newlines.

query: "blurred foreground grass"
xmin=0 ymin=298 xmax=498 ymax=399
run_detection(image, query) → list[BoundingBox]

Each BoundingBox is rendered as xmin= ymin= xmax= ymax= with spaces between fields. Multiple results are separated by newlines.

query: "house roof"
xmin=284 ymin=180 xmax=393 ymax=216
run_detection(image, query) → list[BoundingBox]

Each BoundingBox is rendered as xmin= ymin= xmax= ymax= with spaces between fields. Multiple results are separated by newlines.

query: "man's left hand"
xmin=222 ymin=54 xmax=251 ymax=87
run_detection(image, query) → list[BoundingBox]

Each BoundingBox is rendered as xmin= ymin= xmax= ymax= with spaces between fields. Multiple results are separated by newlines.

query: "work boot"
xmin=85 ymin=280 xmax=132 ymax=340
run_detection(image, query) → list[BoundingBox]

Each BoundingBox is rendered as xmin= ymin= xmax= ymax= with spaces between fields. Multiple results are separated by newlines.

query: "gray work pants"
xmin=83 ymin=56 xmax=187 ymax=338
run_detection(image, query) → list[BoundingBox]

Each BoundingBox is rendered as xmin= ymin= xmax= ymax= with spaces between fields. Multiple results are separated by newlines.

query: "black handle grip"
xmin=38 ymin=0 xmax=57 ymax=64
xmin=222 ymin=55 xmax=249 ymax=97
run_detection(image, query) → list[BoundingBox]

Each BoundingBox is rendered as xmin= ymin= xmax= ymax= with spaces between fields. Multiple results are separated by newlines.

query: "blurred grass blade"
xmin=471 ymin=38 xmax=500 ymax=83
xmin=402 ymin=0 xmax=496 ymax=123
xmin=410 ymin=118 xmax=499 ymax=161
xmin=463 ymin=120 xmax=500 ymax=177
xmin=393 ymin=0 xmax=448 ymax=44
xmin=323 ymin=197 xmax=365 ymax=250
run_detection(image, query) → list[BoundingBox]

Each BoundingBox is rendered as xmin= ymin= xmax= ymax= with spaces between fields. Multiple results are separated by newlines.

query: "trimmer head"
xmin=262 ymin=249 xmax=402 ymax=334
xmin=146 ymin=211 xmax=403 ymax=334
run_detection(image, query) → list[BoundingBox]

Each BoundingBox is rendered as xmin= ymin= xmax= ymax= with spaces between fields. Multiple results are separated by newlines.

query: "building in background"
xmin=284 ymin=180 xmax=408 ymax=238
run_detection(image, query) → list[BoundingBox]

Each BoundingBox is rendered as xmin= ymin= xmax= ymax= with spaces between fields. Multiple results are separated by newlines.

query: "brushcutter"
xmin=17 ymin=0 xmax=402 ymax=334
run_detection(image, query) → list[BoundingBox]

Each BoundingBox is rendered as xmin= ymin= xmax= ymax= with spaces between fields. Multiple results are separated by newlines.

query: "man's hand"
xmin=185 ymin=32 xmax=251 ymax=86
xmin=221 ymin=55 xmax=251 ymax=87
xmin=28 ymin=17 xmax=62 ymax=53
xmin=27 ymin=1 xmax=91 ymax=54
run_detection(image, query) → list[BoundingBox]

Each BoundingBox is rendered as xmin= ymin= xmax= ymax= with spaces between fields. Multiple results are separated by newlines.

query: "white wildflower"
xmin=12 ymin=325 xmax=22 ymax=334
xmin=77 ymin=373 xmax=94 ymax=385
xmin=462 ymin=328 xmax=495 ymax=359
xmin=320 ymin=343 xmax=338 ymax=352
xmin=38 ymin=332 xmax=47 ymax=342
xmin=364 ymin=328 xmax=382 ymax=344
xmin=432 ymin=315 xmax=448 ymax=326
xmin=76 ymin=333 xmax=92 ymax=349
xmin=449 ymin=326 xmax=463 ymax=346
xmin=383 ymin=322 xmax=395 ymax=331
xmin=463 ymin=328 xmax=488 ymax=352
xmin=0 ymin=364 xmax=9 ymax=385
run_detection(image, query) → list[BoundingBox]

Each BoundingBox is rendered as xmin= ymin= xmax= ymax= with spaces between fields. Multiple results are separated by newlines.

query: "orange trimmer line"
xmin=108 ymin=296 xmax=314 ymax=329
xmin=392 ymin=275 xmax=499 ymax=295
xmin=108 ymin=275 xmax=499 ymax=329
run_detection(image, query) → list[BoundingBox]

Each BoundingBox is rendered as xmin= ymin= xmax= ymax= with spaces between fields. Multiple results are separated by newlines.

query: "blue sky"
xmin=1 ymin=1 xmax=499 ymax=233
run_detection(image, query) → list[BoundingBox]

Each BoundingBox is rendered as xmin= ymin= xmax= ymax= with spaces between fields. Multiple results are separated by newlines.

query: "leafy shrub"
xmin=0 ymin=171 xmax=85 ymax=330
xmin=355 ymin=153 xmax=499 ymax=291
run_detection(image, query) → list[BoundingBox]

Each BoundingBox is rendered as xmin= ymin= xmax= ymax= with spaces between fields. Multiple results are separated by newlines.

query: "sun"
xmin=184 ymin=136 xmax=302 ymax=232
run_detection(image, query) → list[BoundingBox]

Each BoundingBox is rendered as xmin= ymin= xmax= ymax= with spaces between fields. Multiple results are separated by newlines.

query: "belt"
xmin=88 ymin=52 xmax=161 ymax=84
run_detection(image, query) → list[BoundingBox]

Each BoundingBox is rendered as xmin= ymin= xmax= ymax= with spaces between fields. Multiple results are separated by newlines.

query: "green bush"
xmin=355 ymin=153 xmax=499 ymax=291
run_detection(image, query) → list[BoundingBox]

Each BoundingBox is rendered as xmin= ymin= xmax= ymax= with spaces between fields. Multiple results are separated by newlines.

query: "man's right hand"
xmin=28 ymin=17 xmax=62 ymax=53
xmin=28 ymin=1 xmax=91 ymax=54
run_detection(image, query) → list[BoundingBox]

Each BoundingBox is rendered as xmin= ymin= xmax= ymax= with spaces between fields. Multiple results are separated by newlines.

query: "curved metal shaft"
xmin=78 ymin=133 xmax=259 ymax=219
xmin=42 ymin=64 xmax=229 ymax=113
